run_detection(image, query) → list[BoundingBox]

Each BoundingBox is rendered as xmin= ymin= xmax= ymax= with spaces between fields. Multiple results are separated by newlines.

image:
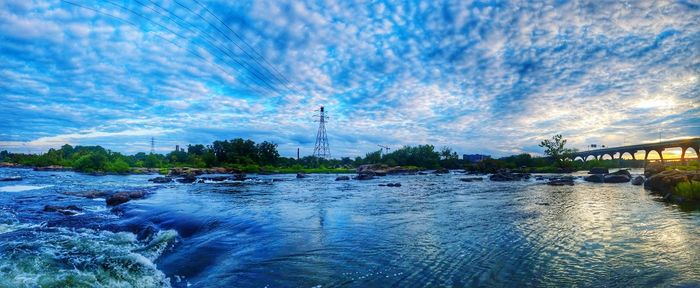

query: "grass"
xmin=674 ymin=181 xmax=700 ymax=201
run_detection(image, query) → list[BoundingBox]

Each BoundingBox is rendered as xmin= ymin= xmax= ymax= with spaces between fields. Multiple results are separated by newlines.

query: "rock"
xmin=128 ymin=191 xmax=145 ymax=199
xmin=547 ymin=177 xmax=575 ymax=186
xmin=296 ymin=173 xmax=307 ymax=179
xmin=644 ymin=169 xmax=697 ymax=196
xmin=0 ymin=176 xmax=22 ymax=181
xmin=489 ymin=171 xmax=530 ymax=181
xmin=43 ymin=205 xmax=82 ymax=215
xmin=644 ymin=162 xmax=666 ymax=178
xmin=588 ymin=167 xmax=609 ymax=174
xmin=535 ymin=177 xmax=545 ymax=181
xmin=106 ymin=192 xmax=131 ymax=206
xmin=233 ymin=173 xmax=247 ymax=181
xmin=356 ymin=164 xmax=420 ymax=175
xmin=604 ymin=174 xmax=631 ymax=183
xmin=584 ymin=174 xmax=605 ymax=183
xmin=631 ymin=175 xmax=645 ymax=185
xmin=176 ymin=174 xmax=197 ymax=183
xmin=335 ymin=176 xmax=350 ymax=181
xmin=387 ymin=183 xmax=402 ymax=187
xmin=148 ymin=176 xmax=172 ymax=183
xmin=610 ymin=169 xmax=631 ymax=177
xmin=354 ymin=171 xmax=375 ymax=180
xmin=33 ymin=165 xmax=71 ymax=171
xmin=434 ymin=168 xmax=450 ymax=174
xmin=460 ymin=177 xmax=483 ymax=182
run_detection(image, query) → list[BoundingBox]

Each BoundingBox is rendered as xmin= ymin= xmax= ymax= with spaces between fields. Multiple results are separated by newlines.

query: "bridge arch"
xmin=644 ymin=149 xmax=663 ymax=160
xmin=601 ymin=153 xmax=613 ymax=160
xmin=574 ymin=156 xmax=586 ymax=162
xmin=621 ymin=151 xmax=635 ymax=160
xmin=681 ymin=146 xmax=698 ymax=160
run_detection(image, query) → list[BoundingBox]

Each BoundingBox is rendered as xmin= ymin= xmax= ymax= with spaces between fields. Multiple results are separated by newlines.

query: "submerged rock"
xmin=0 ymin=176 xmax=22 ymax=181
xmin=547 ymin=176 xmax=575 ymax=186
xmin=296 ymin=173 xmax=307 ymax=179
xmin=176 ymin=174 xmax=197 ymax=183
xmin=460 ymin=177 xmax=483 ymax=182
xmin=489 ymin=171 xmax=530 ymax=181
xmin=631 ymin=175 xmax=645 ymax=186
xmin=148 ymin=176 xmax=172 ymax=183
xmin=434 ymin=168 xmax=450 ymax=174
xmin=335 ymin=176 xmax=350 ymax=181
xmin=387 ymin=183 xmax=402 ymax=187
xmin=43 ymin=205 xmax=82 ymax=215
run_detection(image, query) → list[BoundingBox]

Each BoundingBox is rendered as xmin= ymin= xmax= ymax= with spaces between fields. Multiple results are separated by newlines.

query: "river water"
xmin=0 ymin=168 xmax=698 ymax=287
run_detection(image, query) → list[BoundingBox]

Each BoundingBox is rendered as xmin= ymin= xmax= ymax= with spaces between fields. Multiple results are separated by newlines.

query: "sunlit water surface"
xmin=0 ymin=168 xmax=699 ymax=287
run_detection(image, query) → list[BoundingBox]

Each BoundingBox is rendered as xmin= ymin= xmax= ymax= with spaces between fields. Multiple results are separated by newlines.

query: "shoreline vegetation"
xmin=1 ymin=135 xmax=698 ymax=205
xmin=0 ymin=136 xmax=695 ymax=176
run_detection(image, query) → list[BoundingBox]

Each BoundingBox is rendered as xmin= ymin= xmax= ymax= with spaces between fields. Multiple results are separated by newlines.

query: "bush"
xmin=675 ymin=181 xmax=700 ymax=201
xmin=73 ymin=153 xmax=107 ymax=172
xmin=105 ymin=158 xmax=131 ymax=174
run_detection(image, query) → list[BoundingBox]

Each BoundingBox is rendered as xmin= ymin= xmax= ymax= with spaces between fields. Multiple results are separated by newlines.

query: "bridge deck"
xmin=571 ymin=137 xmax=700 ymax=157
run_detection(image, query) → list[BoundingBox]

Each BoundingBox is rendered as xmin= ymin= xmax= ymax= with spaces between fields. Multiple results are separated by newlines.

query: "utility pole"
xmin=312 ymin=106 xmax=331 ymax=159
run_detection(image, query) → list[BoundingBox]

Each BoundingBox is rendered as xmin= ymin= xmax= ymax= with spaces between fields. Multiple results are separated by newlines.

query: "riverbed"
xmin=0 ymin=168 xmax=698 ymax=287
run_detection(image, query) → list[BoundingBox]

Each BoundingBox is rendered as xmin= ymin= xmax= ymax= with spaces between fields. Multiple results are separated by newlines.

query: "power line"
xmin=188 ymin=0 xmax=295 ymax=89
xmin=136 ymin=0 xmax=283 ymax=94
xmin=61 ymin=0 xmax=267 ymax=95
xmin=102 ymin=0 xmax=280 ymax=95
xmin=170 ymin=0 xmax=289 ymax=92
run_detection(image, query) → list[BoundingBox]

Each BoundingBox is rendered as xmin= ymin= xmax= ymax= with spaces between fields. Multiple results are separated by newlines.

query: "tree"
xmin=539 ymin=134 xmax=574 ymax=167
xmin=256 ymin=141 xmax=279 ymax=165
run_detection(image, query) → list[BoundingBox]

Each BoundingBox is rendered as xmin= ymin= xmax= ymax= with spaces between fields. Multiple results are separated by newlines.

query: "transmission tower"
xmin=150 ymin=137 xmax=155 ymax=154
xmin=312 ymin=106 xmax=331 ymax=158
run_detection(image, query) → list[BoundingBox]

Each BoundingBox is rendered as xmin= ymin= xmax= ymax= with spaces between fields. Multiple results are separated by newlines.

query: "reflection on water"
xmin=0 ymin=168 xmax=699 ymax=287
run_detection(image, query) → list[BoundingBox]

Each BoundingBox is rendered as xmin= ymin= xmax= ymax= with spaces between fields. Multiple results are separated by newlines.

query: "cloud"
xmin=0 ymin=0 xmax=698 ymax=157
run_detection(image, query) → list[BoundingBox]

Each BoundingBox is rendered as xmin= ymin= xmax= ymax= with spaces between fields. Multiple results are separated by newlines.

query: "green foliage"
xmin=104 ymin=158 xmax=131 ymax=174
xmin=674 ymin=181 xmax=700 ymax=201
xmin=73 ymin=152 xmax=107 ymax=172
xmin=539 ymin=134 xmax=574 ymax=168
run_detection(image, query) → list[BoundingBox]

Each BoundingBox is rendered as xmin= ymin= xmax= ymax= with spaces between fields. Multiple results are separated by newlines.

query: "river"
xmin=0 ymin=167 xmax=699 ymax=287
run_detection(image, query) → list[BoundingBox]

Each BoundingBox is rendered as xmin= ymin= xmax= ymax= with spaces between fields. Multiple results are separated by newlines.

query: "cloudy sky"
xmin=0 ymin=0 xmax=698 ymax=158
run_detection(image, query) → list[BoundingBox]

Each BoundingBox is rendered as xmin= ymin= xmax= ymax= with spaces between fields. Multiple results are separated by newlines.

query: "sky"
xmin=0 ymin=0 xmax=698 ymax=158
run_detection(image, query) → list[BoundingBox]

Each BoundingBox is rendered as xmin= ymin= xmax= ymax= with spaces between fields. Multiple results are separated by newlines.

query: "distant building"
xmin=463 ymin=154 xmax=491 ymax=163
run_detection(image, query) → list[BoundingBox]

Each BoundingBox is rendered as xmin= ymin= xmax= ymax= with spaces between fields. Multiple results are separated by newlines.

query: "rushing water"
xmin=0 ymin=167 xmax=699 ymax=287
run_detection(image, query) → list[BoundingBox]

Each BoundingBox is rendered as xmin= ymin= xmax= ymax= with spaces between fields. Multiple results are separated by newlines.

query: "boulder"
xmin=434 ymin=168 xmax=450 ymax=174
xmin=644 ymin=169 xmax=698 ymax=196
xmin=233 ymin=173 xmax=247 ymax=181
xmin=296 ymin=173 xmax=307 ymax=179
xmin=386 ymin=183 xmax=402 ymax=187
xmin=0 ymin=176 xmax=22 ymax=181
xmin=460 ymin=177 xmax=483 ymax=182
xmin=148 ymin=176 xmax=172 ymax=183
xmin=106 ymin=192 xmax=131 ymax=206
xmin=43 ymin=205 xmax=82 ymax=216
xmin=588 ymin=167 xmax=609 ymax=174
xmin=604 ymin=174 xmax=631 ymax=183
xmin=610 ymin=169 xmax=631 ymax=177
xmin=547 ymin=176 xmax=575 ymax=186
xmin=128 ymin=191 xmax=145 ymax=199
xmin=584 ymin=174 xmax=605 ymax=183
xmin=644 ymin=162 xmax=665 ymax=178
xmin=335 ymin=176 xmax=350 ymax=181
xmin=489 ymin=171 xmax=530 ymax=181
xmin=631 ymin=176 xmax=645 ymax=186
xmin=354 ymin=171 xmax=375 ymax=180
xmin=176 ymin=174 xmax=197 ymax=183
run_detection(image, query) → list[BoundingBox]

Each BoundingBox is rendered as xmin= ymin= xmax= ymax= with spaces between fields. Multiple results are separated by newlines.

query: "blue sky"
xmin=0 ymin=0 xmax=698 ymax=158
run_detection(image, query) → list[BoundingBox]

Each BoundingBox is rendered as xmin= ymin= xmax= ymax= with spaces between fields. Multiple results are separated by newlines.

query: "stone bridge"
xmin=570 ymin=137 xmax=700 ymax=162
